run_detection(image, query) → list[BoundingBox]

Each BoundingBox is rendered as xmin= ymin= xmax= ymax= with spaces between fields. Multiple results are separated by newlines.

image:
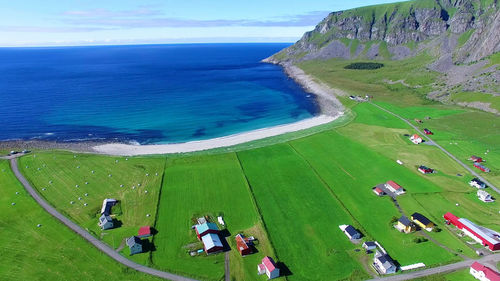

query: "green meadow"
xmin=18 ymin=152 xmax=166 ymax=264
xmin=0 ymin=160 xmax=160 ymax=281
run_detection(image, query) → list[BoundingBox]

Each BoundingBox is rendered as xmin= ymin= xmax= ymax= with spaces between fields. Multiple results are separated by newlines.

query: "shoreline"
xmin=1 ymin=62 xmax=346 ymax=156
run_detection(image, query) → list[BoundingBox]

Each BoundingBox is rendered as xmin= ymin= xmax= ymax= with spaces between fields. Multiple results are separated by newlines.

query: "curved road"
xmin=368 ymin=253 xmax=500 ymax=281
xmin=9 ymin=157 xmax=198 ymax=281
xmin=369 ymin=102 xmax=499 ymax=194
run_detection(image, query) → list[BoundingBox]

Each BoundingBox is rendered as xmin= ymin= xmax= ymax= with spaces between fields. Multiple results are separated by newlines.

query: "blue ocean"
xmin=0 ymin=44 xmax=318 ymax=144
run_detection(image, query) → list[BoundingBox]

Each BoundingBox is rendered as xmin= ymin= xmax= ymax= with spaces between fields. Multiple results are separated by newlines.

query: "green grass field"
xmin=0 ymin=160 xmax=160 ymax=281
xmin=18 ymin=151 xmax=166 ymax=264
xmin=238 ymin=144 xmax=368 ymax=281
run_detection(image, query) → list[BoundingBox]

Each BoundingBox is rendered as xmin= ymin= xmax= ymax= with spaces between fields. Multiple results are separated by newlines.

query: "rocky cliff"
xmin=269 ymin=0 xmax=499 ymax=63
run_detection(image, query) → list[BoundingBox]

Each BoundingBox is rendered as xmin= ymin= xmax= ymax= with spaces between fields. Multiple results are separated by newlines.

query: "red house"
xmin=474 ymin=162 xmax=491 ymax=173
xmin=235 ymin=234 xmax=253 ymax=256
xmin=469 ymin=155 xmax=483 ymax=163
xmin=195 ymin=222 xmax=219 ymax=240
xmin=444 ymin=212 xmax=500 ymax=251
xmin=423 ymin=128 xmax=433 ymax=135
xmin=138 ymin=226 xmax=152 ymax=238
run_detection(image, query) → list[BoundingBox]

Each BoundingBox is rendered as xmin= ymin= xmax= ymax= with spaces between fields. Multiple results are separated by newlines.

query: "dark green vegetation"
xmin=0 ymin=160 xmax=160 ymax=281
xmin=344 ymin=62 xmax=384 ymax=70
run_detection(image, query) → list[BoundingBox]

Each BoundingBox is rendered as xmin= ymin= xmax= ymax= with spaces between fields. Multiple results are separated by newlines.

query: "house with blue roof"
xmin=195 ymin=222 xmax=219 ymax=240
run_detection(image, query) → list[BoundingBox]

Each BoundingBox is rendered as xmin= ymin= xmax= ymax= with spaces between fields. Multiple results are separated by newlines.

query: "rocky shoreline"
xmin=262 ymin=58 xmax=345 ymax=116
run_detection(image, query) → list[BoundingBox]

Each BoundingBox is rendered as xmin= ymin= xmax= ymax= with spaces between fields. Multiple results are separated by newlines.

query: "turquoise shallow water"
xmin=0 ymin=43 xmax=319 ymax=144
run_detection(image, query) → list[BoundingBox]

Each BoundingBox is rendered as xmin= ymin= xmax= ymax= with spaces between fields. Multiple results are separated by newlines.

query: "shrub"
xmin=344 ymin=62 xmax=384 ymax=70
xmin=413 ymin=237 xmax=428 ymax=243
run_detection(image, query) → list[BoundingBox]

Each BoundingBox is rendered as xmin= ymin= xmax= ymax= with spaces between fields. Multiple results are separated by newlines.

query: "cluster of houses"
xmin=470 ymin=262 xmax=500 ymax=281
xmin=470 ymin=155 xmax=491 ymax=173
xmin=372 ymin=180 xmax=406 ymax=197
xmin=469 ymin=178 xmax=495 ymax=202
xmin=396 ymin=213 xmax=435 ymax=233
xmin=97 ymin=198 xmax=153 ymax=255
xmin=444 ymin=212 xmax=500 ymax=251
xmin=194 ymin=220 xmax=224 ymax=255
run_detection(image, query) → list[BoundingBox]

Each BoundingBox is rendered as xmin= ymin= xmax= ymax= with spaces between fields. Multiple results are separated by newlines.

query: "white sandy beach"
xmin=92 ymin=114 xmax=340 ymax=155
xmin=92 ymin=61 xmax=345 ymax=156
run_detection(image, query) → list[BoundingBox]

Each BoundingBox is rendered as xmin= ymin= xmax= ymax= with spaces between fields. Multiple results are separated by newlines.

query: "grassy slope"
xmin=153 ymin=153 xmax=271 ymax=281
xmin=0 ymin=160 xmax=160 ymax=281
xmin=238 ymin=144 xmax=369 ymax=281
xmin=18 ymin=151 xmax=166 ymax=264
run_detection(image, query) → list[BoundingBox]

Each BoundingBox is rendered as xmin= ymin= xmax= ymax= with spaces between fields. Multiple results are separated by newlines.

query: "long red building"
xmin=444 ymin=212 xmax=500 ymax=251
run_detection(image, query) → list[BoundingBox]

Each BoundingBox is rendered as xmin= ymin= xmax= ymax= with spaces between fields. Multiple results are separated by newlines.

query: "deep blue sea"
xmin=0 ymin=44 xmax=318 ymax=144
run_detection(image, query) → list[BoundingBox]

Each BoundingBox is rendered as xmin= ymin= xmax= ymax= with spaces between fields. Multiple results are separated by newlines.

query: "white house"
xmin=410 ymin=134 xmax=423 ymax=144
xmin=477 ymin=190 xmax=495 ymax=203
xmin=373 ymin=250 xmax=397 ymax=275
xmin=101 ymin=198 xmax=117 ymax=215
xmin=98 ymin=214 xmax=113 ymax=230
xmin=258 ymin=256 xmax=280 ymax=279
xmin=363 ymin=241 xmax=377 ymax=251
xmin=385 ymin=181 xmax=405 ymax=195
xmin=470 ymin=178 xmax=487 ymax=189
xmin=470 ymin=262 xmax=500 ymax=281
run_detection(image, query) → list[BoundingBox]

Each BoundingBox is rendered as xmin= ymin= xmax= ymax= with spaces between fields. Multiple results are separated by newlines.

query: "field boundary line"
xmin=234 ymin=152 xmax=288 ymax=281
xmin=149 ymin=156 xmax=168 ymax=266
xmin=9 ymin=157 xmax=198 ymax=281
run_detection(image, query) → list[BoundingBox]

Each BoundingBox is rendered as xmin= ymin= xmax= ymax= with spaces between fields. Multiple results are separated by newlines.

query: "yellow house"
xmin=411 ymin=212 xmax=434 ymax=231
xmin=397 ymin=216 xmax=416 ymax=233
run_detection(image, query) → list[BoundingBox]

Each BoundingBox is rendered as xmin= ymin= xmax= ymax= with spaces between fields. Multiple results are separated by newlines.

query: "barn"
xmin=469 ymin=156 xmax=483 ymax=163
xmin=138 ymin=226 xmax=153 ymax=238
xmin=418 ymin=165 xmax=434 ymax=174
xmin=444 ymin=212 xmax=500 ymax=251
xmin=235 ymin=234 xmax=253 ymax=256
xmin=474 ymin=163 xmax=491 ymax=173
xmin=202 ymin=233 xmax=224 ymax=254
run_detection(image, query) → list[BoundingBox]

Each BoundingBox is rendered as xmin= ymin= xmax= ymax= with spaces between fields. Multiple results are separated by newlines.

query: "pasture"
xmin=18 ymin=151 xmax=166 ymax=264
xmin=0 ymin=160 xmax=160 ymax=281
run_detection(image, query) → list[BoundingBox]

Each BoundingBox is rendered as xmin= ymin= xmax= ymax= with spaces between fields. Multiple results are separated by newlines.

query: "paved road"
xmin=368 ymin=253 xmax=500 ymax=281
xmin=369 ymin=102 xmax=499 ymax=194
xmin=224 ymin=251 xmax=230 ymax=281
xmin=9 ymin=158 xmax=198 ymax=281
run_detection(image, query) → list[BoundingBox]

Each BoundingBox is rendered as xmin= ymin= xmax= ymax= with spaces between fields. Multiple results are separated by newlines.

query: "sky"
xmin=0 ymin=0 xmax=401 ymax=46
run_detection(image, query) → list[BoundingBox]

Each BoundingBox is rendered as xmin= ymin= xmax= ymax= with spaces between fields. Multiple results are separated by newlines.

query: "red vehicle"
xmin=423 ymin=128 xmax=433 ymax=135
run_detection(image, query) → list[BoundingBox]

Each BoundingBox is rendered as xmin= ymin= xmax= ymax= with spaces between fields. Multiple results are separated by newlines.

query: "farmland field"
xmin=0 ymin=160 xmax=160 ymax=281
xmin=152 ymin=153 xmax=273 ymax=281
xmin=238 ymin=143 xmax=369 ymax=281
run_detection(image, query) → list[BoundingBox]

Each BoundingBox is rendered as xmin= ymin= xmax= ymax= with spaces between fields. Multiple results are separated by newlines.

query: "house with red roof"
xmin=372 ymin=187 xmax=385 ymax=196
xmin=423 ymin=128 xmax=433 ymax=135
xmin=470 ymin=262 xmax=500 ymax=281
xmin=138 ymin=226 xmax=152 ymax=238
xmin=235 ymin=234 xmax=253 ymax=256
xmin=418 ymin=165 xmax=434 ymax=174
xmin=385 ymin=181 xmax=405 ymax=195
xmin=470 ymin=156 xmax=483 ymax=163
xmin=410 ymin=134 xmax=423 ymax=144
xmin=258 ymin=256 xmax=280 ymax=279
